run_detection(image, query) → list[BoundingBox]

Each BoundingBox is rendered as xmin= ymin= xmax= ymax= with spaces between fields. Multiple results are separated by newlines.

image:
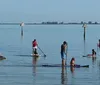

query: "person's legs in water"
xmin=61 ymin=52 xmax=66 ymax=66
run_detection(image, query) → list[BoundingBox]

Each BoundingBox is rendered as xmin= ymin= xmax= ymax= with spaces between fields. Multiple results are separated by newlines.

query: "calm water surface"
xmin=0 ymin=25 xmax=100 ymax=85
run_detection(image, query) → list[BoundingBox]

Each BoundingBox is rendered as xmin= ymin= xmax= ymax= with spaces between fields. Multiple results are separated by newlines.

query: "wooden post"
xmin=82 ymin=23 xmax=87 ymax=56
xmin=20 ymin=22 xmax=24 ymax=36
xmin=82 ymin=23 xmax=87 ymax=41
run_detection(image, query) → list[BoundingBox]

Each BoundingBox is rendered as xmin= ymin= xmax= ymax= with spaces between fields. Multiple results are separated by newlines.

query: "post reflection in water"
xmin=21 ymin=28 xmax=23 ymax=36
xmin=83 ymin=40 xmax=86 ymax=56
xmin=61 ymin=66 xmax=67 ymax=85
xmin=20 ymin=33 xmax=24 ymax=42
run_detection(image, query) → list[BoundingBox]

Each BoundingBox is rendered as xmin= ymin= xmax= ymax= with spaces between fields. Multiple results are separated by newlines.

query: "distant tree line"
xmin=41 ymin=21 xmax=99 ymax=24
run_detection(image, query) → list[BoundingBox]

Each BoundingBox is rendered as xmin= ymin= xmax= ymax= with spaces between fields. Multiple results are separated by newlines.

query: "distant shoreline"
xmin=0 ymin=23 xmax=100 ymax=25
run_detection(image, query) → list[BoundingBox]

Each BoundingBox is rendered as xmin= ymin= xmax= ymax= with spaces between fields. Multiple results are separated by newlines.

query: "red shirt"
xmin=98 ymin=43 xmax=100 ymax=47
xmin=32 ymin=41 xmax=37 ymax=47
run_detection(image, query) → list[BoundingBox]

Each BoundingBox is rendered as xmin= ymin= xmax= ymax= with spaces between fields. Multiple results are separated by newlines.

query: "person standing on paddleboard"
xmin=61 ymin=41 xmax=68 ymax=66
xmin=32 ymin=39 xmax=38 ymax=54
xmin=97 ymin=39 xmax=100 ymax=50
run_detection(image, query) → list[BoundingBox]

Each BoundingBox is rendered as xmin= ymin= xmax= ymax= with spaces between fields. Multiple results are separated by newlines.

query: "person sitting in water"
xmin=87 ymin=49 xmax=96 ymax=57
xmin=70 ymin=57 xmax=75 ymax=67
xmin=92 ymin=49 xmax=96 ymax=57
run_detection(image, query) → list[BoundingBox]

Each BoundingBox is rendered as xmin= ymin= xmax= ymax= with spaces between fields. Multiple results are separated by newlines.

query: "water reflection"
xmin=83 ymin=40 xmax=86 ymax=56
xmin=70 ymin=66 xmax=75 ymax=74
xmin=32 ymin=56 xmax=39 ymax=76
xmin=21 ymin=34 xmax=23 ymax=40
xmin=97 ymin=59 xmax=100 ymax=81
xmin=92 ymin=57 xmax=96 ymax=65
xmin=20 ymin=23 xmax=24 ymax=37
xmin=61 ymin=66 xmax=67 ymax=85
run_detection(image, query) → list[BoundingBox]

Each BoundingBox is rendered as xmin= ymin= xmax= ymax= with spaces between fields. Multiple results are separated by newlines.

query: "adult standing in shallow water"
xmin=61 ymin=41 xmax=68 ymax=66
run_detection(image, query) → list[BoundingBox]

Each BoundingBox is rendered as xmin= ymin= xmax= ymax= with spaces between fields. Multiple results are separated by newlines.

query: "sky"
xmin=0 ymin=0 xmax=100 ymax=22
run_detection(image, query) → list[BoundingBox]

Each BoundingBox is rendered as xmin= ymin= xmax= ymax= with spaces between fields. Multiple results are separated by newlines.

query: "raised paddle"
xmin=38 ymin=46 xmax=46 ymax=57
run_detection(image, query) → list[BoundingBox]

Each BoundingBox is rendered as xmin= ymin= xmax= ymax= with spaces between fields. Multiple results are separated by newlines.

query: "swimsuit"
xmin=61 ymin=44 xmax=67 ymax=60
xmin=61 ymin=52 xmax=66 ymax=59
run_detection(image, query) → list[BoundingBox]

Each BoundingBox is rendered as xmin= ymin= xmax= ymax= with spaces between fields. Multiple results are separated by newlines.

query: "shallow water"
xmin=0 ymin=25 xmax=100 ymax=85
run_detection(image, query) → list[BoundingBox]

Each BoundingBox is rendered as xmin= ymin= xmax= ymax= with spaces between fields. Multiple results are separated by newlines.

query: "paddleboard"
xmin=41 ymin=64 xmax=89 ymax=68
xmin=0 ymin=64 xmax=89 ymax=68
xmin=31 ymin=54 xmax=40 ymax=58
xmin=15 ymin=54 xmax=41 ymax=57
xmin=83 ymin=54 xmax=96 ymax=58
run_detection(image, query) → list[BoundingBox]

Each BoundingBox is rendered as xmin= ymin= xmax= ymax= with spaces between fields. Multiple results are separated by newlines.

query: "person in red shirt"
xmin=32 ymin=39 xmax=38 ymax=54
xmin=97 ymin=39 xmax=100 ymax=49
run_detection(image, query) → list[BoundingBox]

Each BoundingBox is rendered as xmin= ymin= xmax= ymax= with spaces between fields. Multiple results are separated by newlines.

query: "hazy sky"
xmin=0 ymin=0 xmax=100 ymax=22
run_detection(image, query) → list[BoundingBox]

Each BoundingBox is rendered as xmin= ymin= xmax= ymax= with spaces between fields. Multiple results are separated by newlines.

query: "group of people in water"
xmin=32 ymin=39 xmax=100 ymax=67
xmin=32 ymin=39 xmax=75 ymax=66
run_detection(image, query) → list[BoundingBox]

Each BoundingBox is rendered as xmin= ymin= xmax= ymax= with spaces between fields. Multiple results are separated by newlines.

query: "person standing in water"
xmin=61 ymin=41 xmax=68 ymax=66
xmin=32 ymin=39 xmax=38 ymax=55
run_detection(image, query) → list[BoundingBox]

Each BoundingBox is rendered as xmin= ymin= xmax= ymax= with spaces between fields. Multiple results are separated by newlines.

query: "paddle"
xmin=38 ymin=46 xmax=46 ymax=57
